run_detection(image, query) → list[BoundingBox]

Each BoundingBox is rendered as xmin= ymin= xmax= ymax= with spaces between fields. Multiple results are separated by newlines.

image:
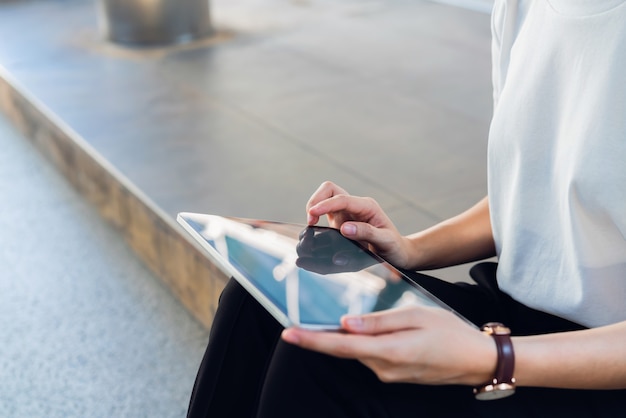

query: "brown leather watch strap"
xmin=473 ymin=322 xmax=516 ymax=400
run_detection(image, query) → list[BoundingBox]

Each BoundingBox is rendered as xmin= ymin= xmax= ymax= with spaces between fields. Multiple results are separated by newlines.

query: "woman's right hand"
xmin=305 ymin=181 xmax=412 ymax=269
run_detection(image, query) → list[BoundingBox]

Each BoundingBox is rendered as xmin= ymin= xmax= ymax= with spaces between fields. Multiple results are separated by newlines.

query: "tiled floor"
xmin=0 ymin=0 xmax=492 ymax=224
xmin=0 ymin=0 xmax=491 ymax=222
xmin=0 ymin=0 xmax=494 ymax=281
xmin=0 ymin=111 xmax=209 ymax=417
xmin=0 ymin=1 xmax=494 ymax=415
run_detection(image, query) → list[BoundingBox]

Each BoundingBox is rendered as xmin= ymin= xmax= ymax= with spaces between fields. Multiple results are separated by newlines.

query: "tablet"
xmin=177 ymin=212 xmax=475 ymax=330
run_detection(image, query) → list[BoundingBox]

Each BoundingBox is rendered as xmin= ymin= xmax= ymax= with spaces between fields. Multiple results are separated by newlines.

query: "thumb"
xmin=339 ymin=222 xmax=359 ymax=238
xmin=340 ymin=221 xmax=382 ymax=243
xmin=341 ymin=307 xmax=424 ymax=335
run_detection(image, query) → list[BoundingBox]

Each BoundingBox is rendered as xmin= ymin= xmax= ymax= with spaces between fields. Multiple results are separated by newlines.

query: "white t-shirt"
xmin=488 ymin=0 xmax=626 ymax=327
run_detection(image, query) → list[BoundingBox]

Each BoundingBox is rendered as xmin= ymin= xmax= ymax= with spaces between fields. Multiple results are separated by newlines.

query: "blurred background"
xmin=0 ymin=0 xmax=493 ymax=416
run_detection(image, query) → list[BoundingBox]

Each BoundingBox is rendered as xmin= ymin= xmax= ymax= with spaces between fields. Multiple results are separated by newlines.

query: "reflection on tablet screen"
xmin=177 ymin=213 xmax=458 ymax=330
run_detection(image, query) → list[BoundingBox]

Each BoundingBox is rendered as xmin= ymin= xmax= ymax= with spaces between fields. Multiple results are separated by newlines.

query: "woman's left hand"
xmin=281 ymin=306 xmax=496 ymax=386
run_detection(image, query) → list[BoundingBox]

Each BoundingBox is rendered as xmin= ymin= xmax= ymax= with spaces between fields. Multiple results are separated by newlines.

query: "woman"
xmin=187 ymin=1 xmax=626 ymax=416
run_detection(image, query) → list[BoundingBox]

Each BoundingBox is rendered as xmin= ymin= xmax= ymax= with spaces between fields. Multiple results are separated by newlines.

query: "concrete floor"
xmin=0 ymin=0 xmax=494 ymax=282
xmin=0 ymin=0 xmax=492 ymax=227
xmin=0 ymin=112 xmax=209 ymax=417
xmin=0 ymin=1 xmax=494 ymax=415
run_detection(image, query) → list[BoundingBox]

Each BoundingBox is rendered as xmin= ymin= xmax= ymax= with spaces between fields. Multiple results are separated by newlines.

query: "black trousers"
xmin=187 ymin=262 xmax=626 ymax=417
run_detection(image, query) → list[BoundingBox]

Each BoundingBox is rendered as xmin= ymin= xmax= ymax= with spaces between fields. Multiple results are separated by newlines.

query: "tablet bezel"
xmin=177 ymin=212 xmax=476 ymax=331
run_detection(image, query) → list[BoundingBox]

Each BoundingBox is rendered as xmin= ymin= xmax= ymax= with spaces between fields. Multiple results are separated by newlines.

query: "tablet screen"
xmin=177 ymin=212 xmax=468 ymax=330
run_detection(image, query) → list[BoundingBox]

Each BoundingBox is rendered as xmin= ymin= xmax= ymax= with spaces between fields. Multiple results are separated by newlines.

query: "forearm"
xmin=404 ymin=196 xmax=496 ymax=270
xmin=513 ymin=321 xmax=626 ymax=389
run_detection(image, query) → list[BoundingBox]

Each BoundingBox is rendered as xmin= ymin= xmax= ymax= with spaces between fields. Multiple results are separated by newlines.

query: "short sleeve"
xmin=491 ymin=0 xmax=531 ymax=107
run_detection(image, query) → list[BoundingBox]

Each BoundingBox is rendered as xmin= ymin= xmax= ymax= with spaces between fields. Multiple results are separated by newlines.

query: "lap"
xmin=188 ymin=266 xmax=626 ymax=418
xmin=259 ymin=340 xmax=626 ymax=418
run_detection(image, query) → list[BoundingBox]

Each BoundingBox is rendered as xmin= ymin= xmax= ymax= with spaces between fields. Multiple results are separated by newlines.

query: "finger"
xmin=306 ymin=181 xmax=348 ymax=224
xmin=281 ymin=328 xmax=383 ymax=359
xmin=341 ymin=306 xmax=427 ymax=335
xmin=308 ymin=195 xmax=375 ymax=227
xmin=339 ymin=221 xmax=398 ymax=256
xmin=339 ymin=220 xmax=383 ymax=241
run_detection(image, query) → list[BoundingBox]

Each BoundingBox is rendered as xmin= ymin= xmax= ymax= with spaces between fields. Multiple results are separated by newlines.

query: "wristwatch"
xmin=473 ymin=322 xmax=516 ymax=400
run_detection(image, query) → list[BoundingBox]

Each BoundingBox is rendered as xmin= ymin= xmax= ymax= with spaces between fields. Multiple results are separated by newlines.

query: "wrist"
xmin=404 ymin=233 xmax=434 ymax=270
xmin=473 ymin=322 xmax=516 ymax=400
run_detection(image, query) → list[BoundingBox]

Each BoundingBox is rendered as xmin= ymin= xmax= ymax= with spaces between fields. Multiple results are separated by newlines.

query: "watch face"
xmin=474 ymin=383 xmax=515 ymax=401
xmin=482 ymin=322 xmax=511 ymax=335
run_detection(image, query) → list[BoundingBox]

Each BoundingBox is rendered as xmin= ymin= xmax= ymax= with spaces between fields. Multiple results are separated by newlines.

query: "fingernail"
xmin=307 ymin=214 xmax=315 ymax=225
xmin=344 ymin=316 xmax=364 ymax=331
xmin=333 ymin=254 xmax=349 ymax=266
xmin=342 ymin=223 xmax=357 ymax=236
xmin=281 ymin=329 xmax=300 ymax=344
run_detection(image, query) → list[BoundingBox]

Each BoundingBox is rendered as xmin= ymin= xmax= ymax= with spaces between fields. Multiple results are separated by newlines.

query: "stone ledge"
xmin=0 ymin=65 xmax=226 ymax=329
